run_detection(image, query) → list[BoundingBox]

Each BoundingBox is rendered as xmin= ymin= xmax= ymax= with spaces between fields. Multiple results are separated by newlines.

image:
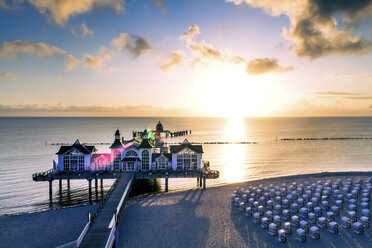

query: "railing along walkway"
xmin=79 ymin=173 xmax=134 ymax=248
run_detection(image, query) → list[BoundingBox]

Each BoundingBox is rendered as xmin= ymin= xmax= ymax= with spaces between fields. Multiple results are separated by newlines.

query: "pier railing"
xmin=57 ymin=174 xmax=122 ymax=248
xmin=105 ymin=174 xmax=134 ymax=248
xmin=32 ymin=168 xmax=54 ymax=180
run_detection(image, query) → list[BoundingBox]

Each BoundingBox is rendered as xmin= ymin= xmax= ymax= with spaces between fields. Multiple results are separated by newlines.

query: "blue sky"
xmin=1 ymin=0 xmax=372 ymax=116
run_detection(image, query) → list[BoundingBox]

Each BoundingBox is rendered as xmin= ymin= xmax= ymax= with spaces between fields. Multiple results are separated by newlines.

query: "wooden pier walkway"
xmin=79 ymin=172 xmax=135 ymax=248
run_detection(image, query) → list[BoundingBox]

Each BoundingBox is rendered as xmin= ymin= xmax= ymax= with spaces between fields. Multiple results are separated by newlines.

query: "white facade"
xmin=56 ymin=134 xmax=204 ymax=172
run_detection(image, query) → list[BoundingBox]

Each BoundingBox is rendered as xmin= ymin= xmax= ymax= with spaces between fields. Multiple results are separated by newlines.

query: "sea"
xmin=1 ymin=117 xmax=372 ymax=215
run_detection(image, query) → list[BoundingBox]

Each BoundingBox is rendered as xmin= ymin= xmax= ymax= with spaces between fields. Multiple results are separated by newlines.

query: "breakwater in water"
xmin=281 ymin=137 xmax=372 ymax=141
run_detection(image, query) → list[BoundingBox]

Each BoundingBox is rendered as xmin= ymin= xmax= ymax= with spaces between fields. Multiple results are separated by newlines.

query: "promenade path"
xmin=80 ymin=172 xmax=134 ymax=248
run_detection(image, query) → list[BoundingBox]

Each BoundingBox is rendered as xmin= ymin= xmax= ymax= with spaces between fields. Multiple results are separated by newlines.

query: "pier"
xmin=32 ymin=124 xmax=220 ymax=247
xmin=33 ymin=167 xmax=218 ymax=247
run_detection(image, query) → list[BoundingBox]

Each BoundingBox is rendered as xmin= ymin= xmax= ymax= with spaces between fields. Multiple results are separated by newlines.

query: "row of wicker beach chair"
xmin=231 ymin=177 xmax=371 ymax=242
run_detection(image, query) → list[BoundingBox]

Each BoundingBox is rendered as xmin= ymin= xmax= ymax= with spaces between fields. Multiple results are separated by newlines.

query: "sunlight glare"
xmin=222 ymin=117 xmax=247 ymax=182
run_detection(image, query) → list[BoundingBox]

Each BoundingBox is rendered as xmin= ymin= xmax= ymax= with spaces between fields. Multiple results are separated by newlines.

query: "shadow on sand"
xmin=118 ymin=189 xmax=209 ymax=248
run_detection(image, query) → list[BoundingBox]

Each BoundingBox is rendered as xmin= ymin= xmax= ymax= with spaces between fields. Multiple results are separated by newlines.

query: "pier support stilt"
xmin=95 ymin=178 xmax=98 ymax=190
xmin=203 ymin=177 xmax=206 ymax=189
xmin=100 ymin=179 xmax=103 ymax=190
xmin=67 ymin=179 xmax=70 ymax=189
xmin=199 ymin=176 xmax=203 ymax=188
xmin=49 ymin=180 xmax=53 ymax=199
xmin=197 ymin=177 xmax=199 ymax=187
xmin=165 ymin=178 xmax=169 ymax=192
xmin=59 ymin=179 xmax=62 ymax=193
xmin=88 ymin=179 xmax=92 ymax=199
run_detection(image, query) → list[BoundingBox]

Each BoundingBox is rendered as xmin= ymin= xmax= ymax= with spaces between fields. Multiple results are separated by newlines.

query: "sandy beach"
xmin=0 ymin=205 xmax=97 ymax=248
xmin=118 ymin=172 xmax=372 ymax=248
xmin=1 ymin=172 xmax=372 ymax=248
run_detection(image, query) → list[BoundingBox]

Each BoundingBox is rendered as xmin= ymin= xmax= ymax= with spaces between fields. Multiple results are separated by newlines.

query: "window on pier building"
xmin=63 ymin=156 xmax=69 ymax=171
xmin=177 ymin=156 xmax=182 ymax=169
xmin=192 ymin=154 xmax=197 ymax=169
xmin=114 ymin=150 xmax=120 ymax=171
xmin=63 ymin=152 xmax=85 ymax=171
xmin=126 ymin=150 xmax=138 ymax=157
xmin=142 ymin=150 xmax=149 ymax=170
xmin=177 ymin=148 xmax=197 ymax=170
xmin=157 ymin=157 xmax=167 ymax=170
xmin=78 ymin=155 xmax=84 ymax=171
xmin=70 ymin=154 xmax=78 ymax=171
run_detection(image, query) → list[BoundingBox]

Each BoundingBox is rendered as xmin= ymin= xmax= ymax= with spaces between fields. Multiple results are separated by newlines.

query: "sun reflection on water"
xmin=222 ymin=117 xmax=247 ymax=183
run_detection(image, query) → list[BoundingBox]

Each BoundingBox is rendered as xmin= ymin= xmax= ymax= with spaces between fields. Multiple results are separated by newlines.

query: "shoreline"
xmin=3 ymin=170 xmax=372 ymax=217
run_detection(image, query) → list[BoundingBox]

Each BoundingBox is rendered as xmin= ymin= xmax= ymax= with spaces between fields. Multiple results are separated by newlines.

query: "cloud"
xmin=313 ymin=91 xmax=372 ymax=100
xmin=328 ymin=73 xmax=372 ymax=82
xmin=169 ymin=24 xmax=294 ymax=75
xmin=0 ymin=72 xmax=14 ymax=79
xmin=72 ymin=21 xmax=94 ymax=39
xmin=82 ymin=54 xmax=110 ymax=69
xmin=151 ymin=0 xmax=167 ymax=13
xmin=111 ymin=33 xmax=151 ymax=58
xmin=66 ymin=54 xmax=80 ymax=70
xmin=0 ymin=104 xmax=195 ymax=117
xmin=160 ymin=49 xmax=185 ymax=71
xmin=0 ymin=0 xmax=23 ymax=9
xmin=81 ymin=21 xmax=94 ymax=37
xmin=313 ymin=91 xmax=360 ymax=96
xmin=179 ymin=24 xmax=200 ymax=41
xmin=0 ymin=40 xmax=79 ymax=70
xmin=28 ymin=0 xmax=123 ymax=26
xmin=246 ymin=57 xmax=294 ymax=75
xmin=0 ymin=40 xmax=65 ymax=58
xmin=226 ymin=0 xmax=372 ymax=58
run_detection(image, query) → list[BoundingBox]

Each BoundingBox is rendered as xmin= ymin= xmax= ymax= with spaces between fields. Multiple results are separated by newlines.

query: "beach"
xmin=1 ymin=171 xmax=372 ymax=247
xmin=118 ymin=172 xmax=372 ymax=248
xmin=0 ymin=205 xmax=97 ymax=248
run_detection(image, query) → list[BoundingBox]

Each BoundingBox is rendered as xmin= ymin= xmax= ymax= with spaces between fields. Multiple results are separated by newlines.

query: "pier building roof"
xmin=169 ymin=143 xmax=203 ymax=154
xmin=56 ymin=139 xmax=96 ymax=155
xmin=138 ymin=138 xmax=154 ymax=149
xmin=110 ymin=129 xmax=124 ymax=149
xmin=156 ymin=121 xmax=164 ymax=132
xmin=109 ymin=139 xmax=124 ymax=149
xmin=152 ymin=153 xmax=172 ymax=161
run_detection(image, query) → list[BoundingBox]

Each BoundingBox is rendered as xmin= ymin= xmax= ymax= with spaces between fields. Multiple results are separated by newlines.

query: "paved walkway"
xmin=80 ymin=173 xmax=134 ymax=248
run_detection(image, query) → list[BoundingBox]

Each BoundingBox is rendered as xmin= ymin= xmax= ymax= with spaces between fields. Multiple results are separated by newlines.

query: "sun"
xmin=193 ymin=63 xmax=281 ymax=117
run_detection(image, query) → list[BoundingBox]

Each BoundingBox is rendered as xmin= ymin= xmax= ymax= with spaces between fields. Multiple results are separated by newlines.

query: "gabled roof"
xmin=138 ymin=138 xmax=154 ymax=149
xmin=56 ymin=139 xmax=96 ymax=155
xmin=169 ymin=143 xmax=203 ymax=154
xmin=109 ymin=139 xmax=124 ymax=149
xmin=152 ymin=153 xmax=172 ymax=162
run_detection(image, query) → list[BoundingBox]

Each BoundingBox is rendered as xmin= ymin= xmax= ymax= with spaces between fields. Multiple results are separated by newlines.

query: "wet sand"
xmin=118 ymin=172 xmax=372 ymax=248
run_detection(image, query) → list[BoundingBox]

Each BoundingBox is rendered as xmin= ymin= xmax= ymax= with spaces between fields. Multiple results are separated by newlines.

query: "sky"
xmin=1 ymin=0 xmax=372 ymax=117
